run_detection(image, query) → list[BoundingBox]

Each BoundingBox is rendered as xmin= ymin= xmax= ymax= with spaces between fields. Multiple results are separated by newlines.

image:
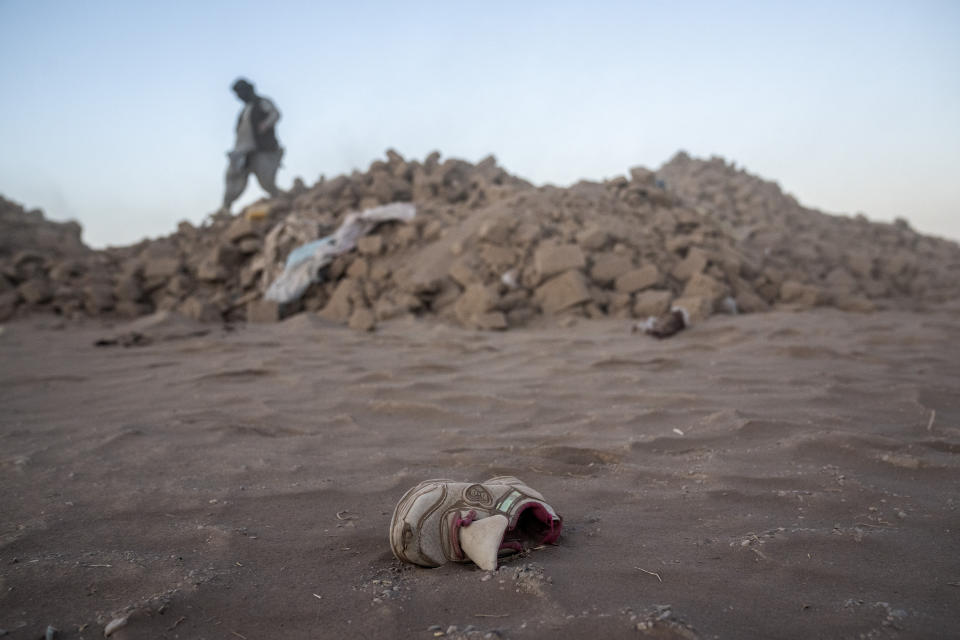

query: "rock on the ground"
xmin=615 ymin=265 xmax=660 ymax=294
xmin=633 ymin=290 xmax=673 ymax=318
xmin=535 ymin=270 xmax=591 ymax=314
xmin=534 ymin=244 xmax=586 ymax=281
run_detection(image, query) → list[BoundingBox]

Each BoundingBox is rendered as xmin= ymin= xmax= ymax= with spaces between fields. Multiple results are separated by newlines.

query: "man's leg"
xmin=251 ymin=149 xmax=283 ymax=198
xmin=222 ymin=153 xmax=250 ymax=212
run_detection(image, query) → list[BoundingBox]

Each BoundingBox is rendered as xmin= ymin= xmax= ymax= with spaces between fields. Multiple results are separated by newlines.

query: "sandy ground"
xmin=1 ymin=308 xmax=959 ymax=640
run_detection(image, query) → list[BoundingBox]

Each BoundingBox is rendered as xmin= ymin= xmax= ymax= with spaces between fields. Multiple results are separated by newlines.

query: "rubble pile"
xmin=1 ymin=150 xmax=958 ymax=329
xmin=658 ymin=153 xmax=960 ymax=312
xmin=1 ymin=196 xmax=94 ymax=321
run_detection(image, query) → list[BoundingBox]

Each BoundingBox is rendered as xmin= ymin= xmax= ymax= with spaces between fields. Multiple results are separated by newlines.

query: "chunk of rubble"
xmin=535 ymin=270 xmax=592 ymax=314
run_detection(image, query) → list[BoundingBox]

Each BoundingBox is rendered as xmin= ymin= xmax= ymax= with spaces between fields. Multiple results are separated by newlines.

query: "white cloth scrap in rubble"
xmin=264 ymin=202 xmax=416 ymax=304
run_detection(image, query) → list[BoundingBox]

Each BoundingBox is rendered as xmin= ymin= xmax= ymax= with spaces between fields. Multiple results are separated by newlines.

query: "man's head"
xmin=232 ymin=78 xmax=255 ymax=103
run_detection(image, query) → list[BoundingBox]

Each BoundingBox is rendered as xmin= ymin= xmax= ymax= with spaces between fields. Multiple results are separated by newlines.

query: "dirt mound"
xmin=0 ymin=195 xmax=88 ymax=260
xmin=2 ymin=151 xmax=959 ymax=327
xmin=0 ymin=196 xmax=94 ymax=320
xmin=658 ymin=152 xmax=960 ymax=311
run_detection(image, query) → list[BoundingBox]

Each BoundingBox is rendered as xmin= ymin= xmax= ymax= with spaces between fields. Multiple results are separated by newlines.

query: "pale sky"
xmin=1 ymin=1 xmax=958 ymax=248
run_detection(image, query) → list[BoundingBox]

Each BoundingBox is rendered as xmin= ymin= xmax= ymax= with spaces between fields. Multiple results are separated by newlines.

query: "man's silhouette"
xmin=220 ymin=78 xmax=282 ymax=213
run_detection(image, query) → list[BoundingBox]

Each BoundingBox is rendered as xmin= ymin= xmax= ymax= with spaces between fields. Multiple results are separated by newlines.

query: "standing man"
xmin=220 ymin=78 xmax=283 ymax=214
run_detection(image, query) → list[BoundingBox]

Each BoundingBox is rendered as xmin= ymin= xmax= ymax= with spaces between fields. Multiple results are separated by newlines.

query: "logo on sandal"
xmin=463 ymin=484 xmax=493 ymax=507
